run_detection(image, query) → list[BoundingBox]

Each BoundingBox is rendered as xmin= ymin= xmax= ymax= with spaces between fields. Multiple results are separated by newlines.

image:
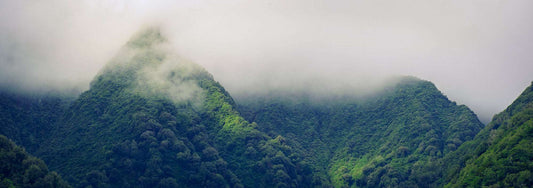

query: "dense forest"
xmin=0 ymin=135 xmax=69 ymax=187
xmin=441 ymin=82 xmax=533 ymax=187
xmin=1 ymin=28 xmax=532 ymax=187
xmin=237 ymin=77 xmax=483 ymax=187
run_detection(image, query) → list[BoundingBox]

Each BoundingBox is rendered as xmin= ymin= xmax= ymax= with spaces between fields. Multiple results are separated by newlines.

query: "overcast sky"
xmin=1 ymin=0 xmax=532 ymax=123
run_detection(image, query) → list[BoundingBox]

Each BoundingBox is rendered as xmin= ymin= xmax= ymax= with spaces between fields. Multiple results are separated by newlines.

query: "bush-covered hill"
xmin=237 ymin=77 xmax=484 ymax=187
xmin=439 ymin=82 xmax=533 ymax=187
xmin=1 ymin=27 xmax=532 ymax=188
xmin=34 ymin=28 xmax=315 ymax=188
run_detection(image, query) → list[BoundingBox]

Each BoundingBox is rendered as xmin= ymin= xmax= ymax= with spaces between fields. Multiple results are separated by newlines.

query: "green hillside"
xmin=0 ymin=27 xmax=532 ymax=188
xmin=237 ymin=77 xmax=484 ymax=187
xmin=35 ymin=28 xmax=314 ymax=187
xmin=442 ymin=82 xmax=533 ymax=187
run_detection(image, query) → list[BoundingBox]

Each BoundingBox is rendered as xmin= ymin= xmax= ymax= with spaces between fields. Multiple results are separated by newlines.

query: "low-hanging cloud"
xmin=95 ymin=28 xmax=206 ymax=108
xmin=1 ymin=0 xmax=533 ymax=123
xmin=132 ymin=47 xmax=206 ymax=109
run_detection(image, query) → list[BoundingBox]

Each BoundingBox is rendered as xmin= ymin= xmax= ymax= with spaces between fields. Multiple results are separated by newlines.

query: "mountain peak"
xmin=126 ymin=27 xmax=166 ymax=48
xmin=90 ymin=27 xmax=209 ymax=107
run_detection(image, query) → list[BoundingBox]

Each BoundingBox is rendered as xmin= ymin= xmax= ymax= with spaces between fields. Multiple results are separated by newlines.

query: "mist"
xmin=1 ymin=0 xmax=533 ymax=123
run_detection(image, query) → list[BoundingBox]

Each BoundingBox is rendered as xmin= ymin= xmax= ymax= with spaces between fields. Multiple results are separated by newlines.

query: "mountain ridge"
xmin=237 ymin=76 xmax=484 ymax=187
xmin=442 ymin=81 xmax=533 ymax=187
xmin=0 ymin=28 xmax=531 ymax=187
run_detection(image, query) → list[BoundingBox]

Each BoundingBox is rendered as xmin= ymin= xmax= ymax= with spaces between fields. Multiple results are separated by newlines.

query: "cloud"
xmin=0 ymin=0 xmax=144 ymax=93
xmin=131 ymin=45 xmax=206 ymax=110
xmin=1 ymin=0 xmax=532 ymax=122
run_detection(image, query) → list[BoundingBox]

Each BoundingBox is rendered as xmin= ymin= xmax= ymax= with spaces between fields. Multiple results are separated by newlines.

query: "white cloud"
xmin=1 ymin=0 xmax=532 ymax=122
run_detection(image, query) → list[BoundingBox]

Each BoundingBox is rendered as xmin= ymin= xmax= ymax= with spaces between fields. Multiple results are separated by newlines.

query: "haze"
xmin=1 ymin=0 xmax=532 ymax=123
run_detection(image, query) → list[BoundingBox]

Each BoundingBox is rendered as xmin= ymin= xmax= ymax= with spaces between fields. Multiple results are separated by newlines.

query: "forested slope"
xmin=1 ymin=27 xmax=531 ymax=188
xmin=440 ymin=82 xmax=533 ymax=187
xmin=237 ymin=77 xmax=484 ymax=187
xmin=0 ymin=92 xmax=68 ymax=152
xmin=35 ymin=28 xmax=315 ymax=187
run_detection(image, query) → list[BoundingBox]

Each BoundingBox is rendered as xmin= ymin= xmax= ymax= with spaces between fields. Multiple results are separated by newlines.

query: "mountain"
xmin=439 ymin=81 xmax=533 ymax=187
xmin=1 ymin=26 xmax=531 ymax=188
xmin=236 ymin=77 xmax=484 ymax=187
xmin=35 ymin=28 xmax=315 ymax=187
xmin=0 ymin=134 xmax=70 ymax=187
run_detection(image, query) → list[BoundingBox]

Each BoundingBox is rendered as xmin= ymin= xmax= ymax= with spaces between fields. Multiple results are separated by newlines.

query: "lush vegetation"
xmin=440 ymin=82 xmax=533 ymax=187
xmin=1 ymin=27 xmax=532 ymax=188
xmin=30 ymin=28 xmax=313 ymax=187
xmin=237 ymin=77 xmax=484 ymax=187
xmin=0 ymin=91 xmax=68 ymax=153
xmin=0 ymin=134 xmax=70 ymax=187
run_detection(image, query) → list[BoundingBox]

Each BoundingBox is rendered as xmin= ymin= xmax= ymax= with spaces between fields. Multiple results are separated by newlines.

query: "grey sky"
xmin=1 ymin=0 xmax=532 ymax=123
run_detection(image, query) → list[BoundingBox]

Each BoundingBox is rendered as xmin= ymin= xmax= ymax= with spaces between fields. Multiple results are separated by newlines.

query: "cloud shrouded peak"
xmin=93 ymin=27 xmax=207 ymax=107
xmin=1 ymin=0 xmax=532 ymax=123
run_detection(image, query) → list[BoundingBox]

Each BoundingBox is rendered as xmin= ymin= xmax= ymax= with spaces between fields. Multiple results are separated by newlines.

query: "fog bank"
xmin=1 ymin=0 xmax=533 ymax=123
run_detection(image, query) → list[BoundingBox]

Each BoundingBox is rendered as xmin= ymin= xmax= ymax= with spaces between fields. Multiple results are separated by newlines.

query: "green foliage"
xmin=18 ymin=27 xmax=313 ymax=187
xmin=34 ymin=29 xmax=242 ymax=187
xmin=0 ymin=91 xmax=68 ymax=153
xmin=442 ymin=82 xmax=533 ymax=188
xmin=0 ymin=134 xmax=70 ymax=187
xmin=1 ymin=26 xmax=531 ymax=188
xmin=237 ymin=77 xmax=484 ymax=187
xmin=198 ymin=76 xmax=315 ymax=187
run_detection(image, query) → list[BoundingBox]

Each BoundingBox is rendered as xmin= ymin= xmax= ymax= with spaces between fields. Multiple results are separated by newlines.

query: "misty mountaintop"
xmin=0 ymin=27 xmax=532 ymax=188
xmin=93 ymin=28 xmax=208 ymax=107
xmin=29 ymin=27 xmax=316 ymax=187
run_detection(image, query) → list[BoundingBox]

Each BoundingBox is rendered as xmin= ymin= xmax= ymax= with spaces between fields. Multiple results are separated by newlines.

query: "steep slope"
xmin=0 ymin=134 xmax=70 ymax=187
xmin=237 ymin=77 xmax=484 ymax=187
xmin=38 ymin=28 xmax=315 ymax=187
xmin=441 ymin=82 xmax=533 ymax=187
